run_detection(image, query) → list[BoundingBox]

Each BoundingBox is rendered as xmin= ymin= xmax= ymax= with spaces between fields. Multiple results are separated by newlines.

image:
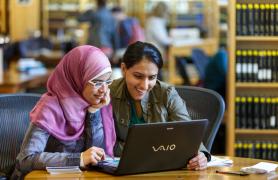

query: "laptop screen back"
xmin=115 ymin=119 xmax=208 ymax=175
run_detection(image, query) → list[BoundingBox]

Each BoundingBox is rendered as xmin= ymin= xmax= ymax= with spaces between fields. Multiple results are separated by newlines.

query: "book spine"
xmin=236 ymin=3 xmax=242 ymax=35
xmin=253 ymin=50 xmax=259 ymax=82
xmin=254 ymin=4 xmax=260 ymax=35
xmin=242 ymin=50 xmax=248 ymax=82
xmin=260 ymin=4 xmax=266 ymax=35
xmin=241 ymin=97 xmax=247 ymax=128
xmin=247 ymin=4 xmax=254 ymax=35
xmin=242 ymin=4 xmax=248 ymax=35
xmin=247 ymin=50 xmax=253 ymax=82
xmin=260 ymin=97 xmax=266 ymax=129
xmin=265 ymin=4 xmax=270 ymax=35
xmin=236 ymin=50 xmax=242 ymax=82
xmin=253 ymin=97 xmax=260 ymax=129
xmin=270 ymin=4 xmax=275 ymax=35
xmin=247 ymin=96 xmax=253 ymax=128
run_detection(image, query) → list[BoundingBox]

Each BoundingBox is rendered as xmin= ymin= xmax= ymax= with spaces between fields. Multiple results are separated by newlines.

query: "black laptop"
xmin=96 ymin=119 xmax=208 ymax=175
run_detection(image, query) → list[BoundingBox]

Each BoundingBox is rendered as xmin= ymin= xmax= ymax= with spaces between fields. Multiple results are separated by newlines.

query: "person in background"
xmin=110 ymin=41 xmax=211 ymax=171
xmin=111 ymin=6 xmax=144 ymax=49
xmin=204 ymin=48 xmax=228 ymax=102
xmin=145 ymin=2 xmax=187 ymax=83
xmin=77 ymin=0 xmax=118 ymax=58
xmin=145 ymin=1 xmax=172 ymax=58
xmin=111 ymin=6 xmax=144 ymax=66
xmin=11 ymin=46 xmax=116 ymax=179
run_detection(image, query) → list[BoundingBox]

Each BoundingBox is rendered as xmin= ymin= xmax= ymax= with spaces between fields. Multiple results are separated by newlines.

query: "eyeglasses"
xmin=88 ymin=79 xmax=113 ymax=88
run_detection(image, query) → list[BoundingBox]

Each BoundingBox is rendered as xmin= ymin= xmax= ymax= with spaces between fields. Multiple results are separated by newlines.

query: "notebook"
xmin=95 ymin=119 xmax=208 ymax=175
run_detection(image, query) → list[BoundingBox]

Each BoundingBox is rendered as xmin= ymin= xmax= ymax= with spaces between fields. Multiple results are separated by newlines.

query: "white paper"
xmin=207 ymin=156 xmax=233 ymax=167
xmin=240 ymin=162 xmax=278 ymax=174
xmin=46 ymin=166 xmax=82 ymax=174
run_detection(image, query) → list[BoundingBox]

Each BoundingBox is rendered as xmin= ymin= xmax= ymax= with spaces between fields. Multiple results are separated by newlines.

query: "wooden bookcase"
xmin=8 ymin=0 xmax=41 ymax=41
xmin=42 ymin=0 xmax=89 ymax=44
xmin=42 ymin=0 xmax=122 ymax=45
xmin=0 ymin=0 xmax=7 ymax=34
xmin=227 ymin=0 xmax=278 ymax=157
xmin=126 ymin=0 xmax=219 ymax=38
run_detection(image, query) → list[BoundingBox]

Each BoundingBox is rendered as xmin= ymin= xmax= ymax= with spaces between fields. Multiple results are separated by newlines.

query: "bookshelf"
xmin=126 ymin=0 xmax=219 ymax=38
xmin=227 ymin=0 xmax=278 ymax=161
xmin=0 ymin=0 xmax=7 ymax=34
xmin=42 ymin=0 xmax=89 ymax=44
xmin=9 ymin=0 xmax=41 ymax=41
xmin=42 ymin=0 xmax=122 ymax=45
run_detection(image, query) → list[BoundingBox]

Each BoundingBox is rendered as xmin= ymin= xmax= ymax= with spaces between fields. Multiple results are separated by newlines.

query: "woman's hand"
xmin=90 ymin=89 xmax=110 ymax=112
xmin=187 ymin=152 xmax=207 ymax=170
xmin=91 ymin=89 xmax=110 ymax=109
xmin=82 ymin=146 xmax=106 ymax=166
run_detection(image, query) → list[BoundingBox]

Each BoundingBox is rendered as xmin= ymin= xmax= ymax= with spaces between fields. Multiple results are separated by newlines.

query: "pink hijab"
xmin=30 ymin=45 xmax=116 ymax=157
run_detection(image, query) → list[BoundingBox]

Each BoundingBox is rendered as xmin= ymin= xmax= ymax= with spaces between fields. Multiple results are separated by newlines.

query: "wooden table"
xmin=167 ymin=38 xmax=218 ymax=85
xmin=25 ymin=157 xmax=278 ymax=180
xmin=0 ymin=65 xmax=52 ymax=93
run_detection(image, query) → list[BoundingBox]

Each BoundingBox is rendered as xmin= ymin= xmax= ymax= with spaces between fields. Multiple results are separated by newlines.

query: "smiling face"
xmin=82 ymin=71 xmax=112 ymax=105
xmin=121 ymin=57 xmax=158 ymax=101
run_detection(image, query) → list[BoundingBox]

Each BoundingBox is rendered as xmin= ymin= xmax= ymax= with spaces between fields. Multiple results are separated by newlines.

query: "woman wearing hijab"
xmin=11 ymin=45 xmax=116 ymax=179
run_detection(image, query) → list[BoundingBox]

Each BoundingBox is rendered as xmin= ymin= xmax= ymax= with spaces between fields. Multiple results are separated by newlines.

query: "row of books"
xmin=236 ymin=3 xmax=278 ymax=36
xmin=236 ymin=49 xmax=278 ymax=82
xmin=235 ymin=140 xmax=277 ymax=161
xmin=235 ymin=96 xmax=278 ymax=129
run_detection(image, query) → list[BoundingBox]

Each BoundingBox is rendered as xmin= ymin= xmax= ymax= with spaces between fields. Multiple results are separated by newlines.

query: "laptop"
xmin=95 ymin=119 xmax=208 ymax=175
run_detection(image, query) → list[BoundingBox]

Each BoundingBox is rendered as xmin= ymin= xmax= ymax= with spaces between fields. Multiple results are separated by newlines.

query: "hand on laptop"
xmin=187 ymin=152 xmax=207 ymax=170
xmin=82 ymin=146 xmax=106 ymax=166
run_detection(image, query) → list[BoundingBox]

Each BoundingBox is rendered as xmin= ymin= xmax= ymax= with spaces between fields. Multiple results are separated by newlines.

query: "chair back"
xmin=191 ymin=48 xmax=210 ymax=82
xmin=0 ymin=94 xmax=41 ymax=177
xmin=175 ymin=86 xmax=225 ymax=152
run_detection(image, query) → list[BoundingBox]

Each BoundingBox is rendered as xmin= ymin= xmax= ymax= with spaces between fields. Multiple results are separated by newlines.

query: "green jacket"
xmin=110 ymin=78 xmax=210 ymax=160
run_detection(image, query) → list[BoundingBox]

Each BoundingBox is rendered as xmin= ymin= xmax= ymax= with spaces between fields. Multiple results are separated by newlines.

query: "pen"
xmin=216 ymin=170 xmax=250 ymax=176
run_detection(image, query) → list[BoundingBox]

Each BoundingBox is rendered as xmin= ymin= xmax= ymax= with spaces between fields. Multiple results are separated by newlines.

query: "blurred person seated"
xmin=18 ymin=31 xmax=53 ymax=58
xmin=204 ymin=48 xmax=228 ymax=102
xmin=2 ymin=42 xmax=19 ymax=70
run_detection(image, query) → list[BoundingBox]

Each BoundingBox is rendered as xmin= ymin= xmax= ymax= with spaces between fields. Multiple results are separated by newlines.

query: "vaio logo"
xmin=152 ymin=144 xmax=176 ymax=152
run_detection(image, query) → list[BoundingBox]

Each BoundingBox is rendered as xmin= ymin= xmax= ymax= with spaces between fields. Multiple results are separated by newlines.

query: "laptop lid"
xmin=99 ymin=119 xmax=208 ymax=175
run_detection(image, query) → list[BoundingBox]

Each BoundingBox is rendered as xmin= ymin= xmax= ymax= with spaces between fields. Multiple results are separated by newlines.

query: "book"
xmin=236 ymin=3 xmax=242 ymax=35
xmin=46 ymin=166 xmax=82 ymax=175
xmin=247 ymin=4 xmax=254 ymax=35
xmin=254 ymin=4 xmax=260 ymax=35
xmin=270 ymin=4 xmax=275 ymax=35
xmin=242 ymin=4 xmax=248 ymax=35
xmin=241 ymin=162 xmax=278 ymax=174
xmin=236 ymin=50 xmax=242 ymax=82
xmin=259 ymin=4 xmax=266 ymax=35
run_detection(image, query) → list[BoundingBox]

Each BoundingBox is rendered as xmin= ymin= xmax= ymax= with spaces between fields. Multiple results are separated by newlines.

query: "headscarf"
xmin=30 ymin=45 xmax=116 ymax=156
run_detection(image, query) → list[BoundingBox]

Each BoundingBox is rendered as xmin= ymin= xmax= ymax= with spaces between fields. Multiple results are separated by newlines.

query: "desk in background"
xmin=25 ymin=157 xmax=278 ymax=180
xmin=28 ymin=50 xmax=63 ymax=68
xmin=0 ymin=65 xmax=52 ymax=93
xmin=167 ymin=38 xmax=218 ymax=85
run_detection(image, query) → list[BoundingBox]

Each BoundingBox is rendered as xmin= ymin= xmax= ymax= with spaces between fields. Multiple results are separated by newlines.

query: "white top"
xmin=145 ymin=16 xmax=172 ymax=57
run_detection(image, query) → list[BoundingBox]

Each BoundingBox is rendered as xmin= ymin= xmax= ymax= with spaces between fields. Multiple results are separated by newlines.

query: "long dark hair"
xmin=122 ymin=41 xmax=163 ymax=69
